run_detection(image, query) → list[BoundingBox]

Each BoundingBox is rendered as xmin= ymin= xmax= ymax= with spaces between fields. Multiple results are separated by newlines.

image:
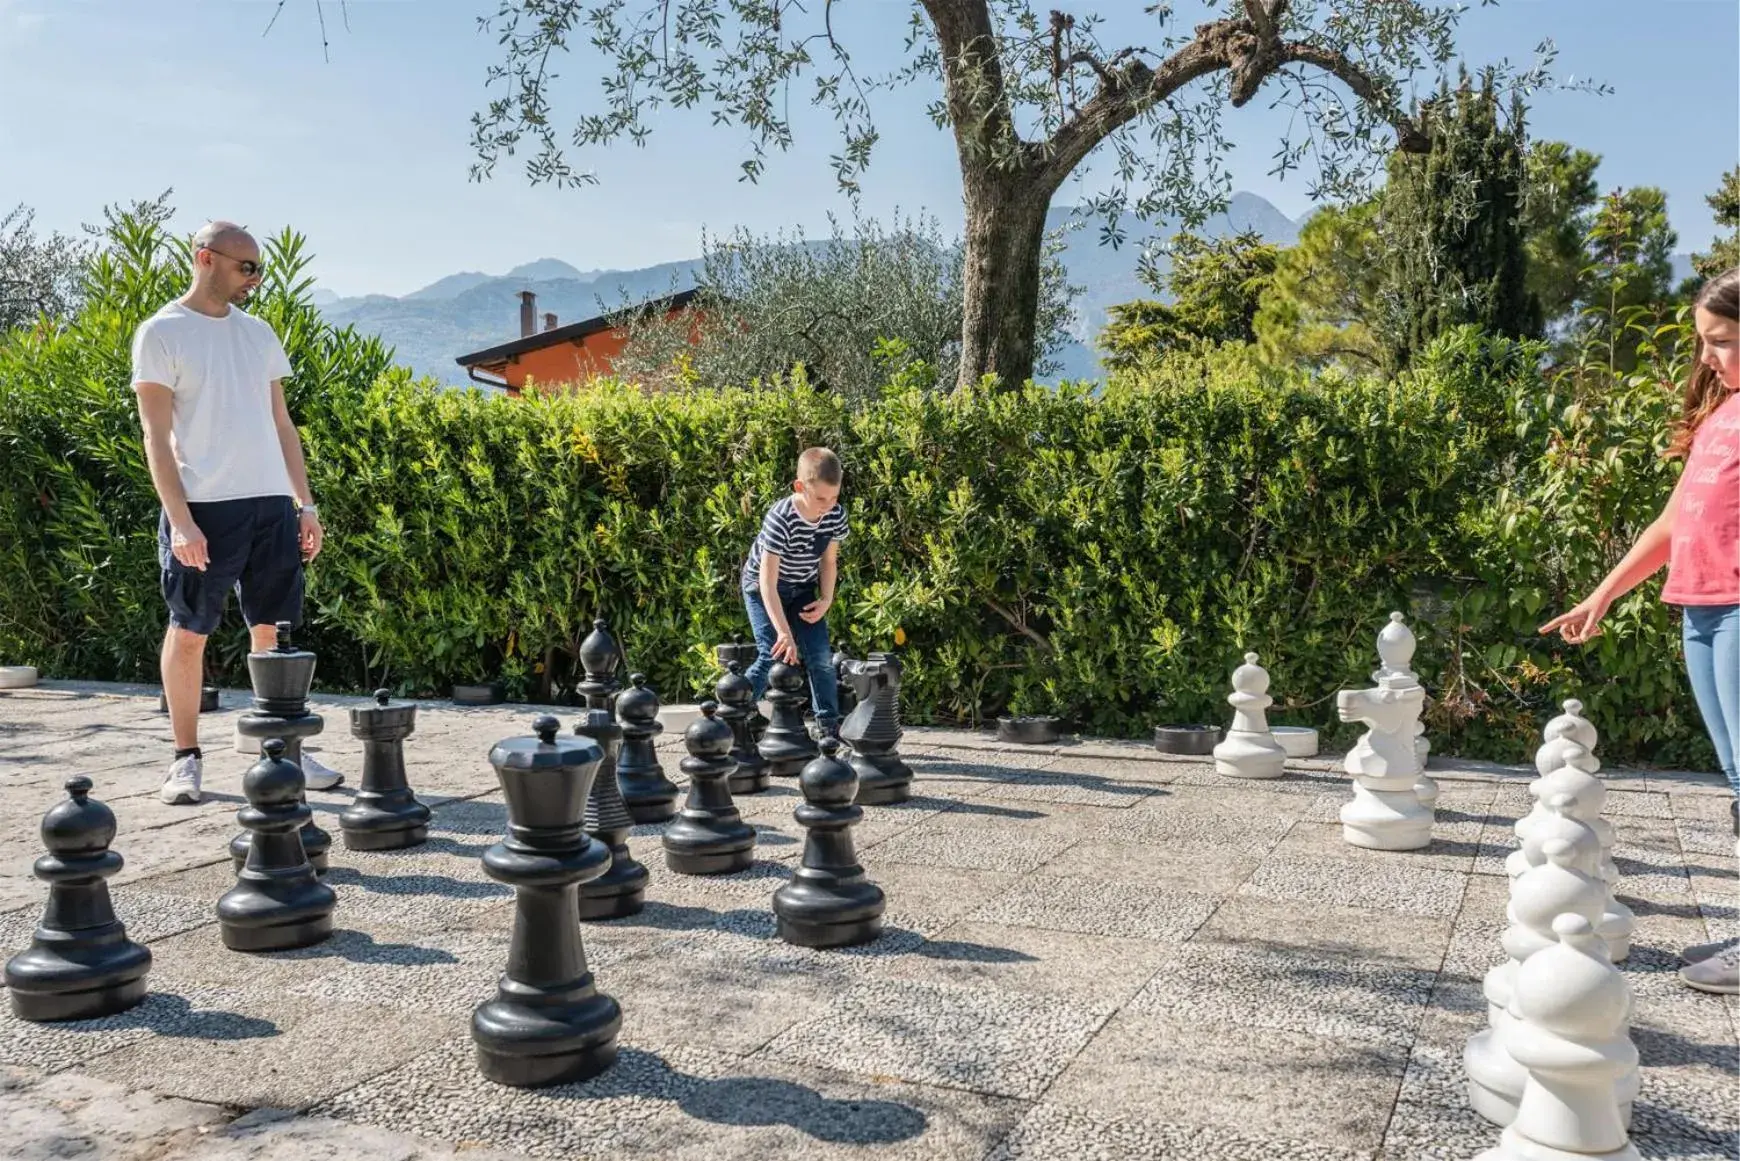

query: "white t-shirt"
xmin=130 ymin=301 xmax=296 ymax=503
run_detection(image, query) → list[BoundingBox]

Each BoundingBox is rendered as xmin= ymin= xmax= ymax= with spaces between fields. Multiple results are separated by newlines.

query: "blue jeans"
xmin=743 ymin=582 xmax=839 ymax=727
xmin=1682 ymin=604 xmax=1740 ymax=796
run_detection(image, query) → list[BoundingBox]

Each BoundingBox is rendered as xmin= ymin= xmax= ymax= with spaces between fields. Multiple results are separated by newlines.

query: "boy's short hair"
xmin=797 ymin=447 xmax=843 ymax=487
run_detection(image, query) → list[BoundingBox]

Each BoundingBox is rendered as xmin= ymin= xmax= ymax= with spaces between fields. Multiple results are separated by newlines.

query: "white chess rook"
xmin=1476 ymin=914 xmax=1641 ymax=1161
xmin=1338 ymin=614 xmax=1433 ymax=850
xmin=1509 ymin=700 xmax=1633 ymax=963
xmin=1213 ymin=652 xmax=1287 ymax=779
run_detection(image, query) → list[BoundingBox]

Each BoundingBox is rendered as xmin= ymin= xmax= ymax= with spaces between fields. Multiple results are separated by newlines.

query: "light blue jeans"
xmin=1682 ymin=604 xmax=1740 ymax=797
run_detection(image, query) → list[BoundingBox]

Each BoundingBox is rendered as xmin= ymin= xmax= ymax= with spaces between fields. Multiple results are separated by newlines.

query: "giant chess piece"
xmin=340 ymin=689 xmax=430 ymax=851
xmin=1465 ymin=808 xmax=1636 ymax=1129
xmin=472 ymin=716 xmax=621 ymax=1087
xmin=760 ymin=661 xmax=819 ymax=779
xmin=1372 ymin=612 xmax=1437 ymax=807
xmin=663 ymin=702 xmax=756 ymax=875
xmin=1477 ymin=914 xmax=1642 ymax=1161
xmin=578 ymin=617 xmax=623 ymax=711
xmin=773 ymin=739 xmax=886 ymax=948
xmin=715 ymin=637 xmax=760 ymax=672
xmin=1508 ymin=719 xmax=1634 ymax=964
xmin=1338 ymin=615 xmax=1433 ymax=850
xmin=832 ymin=650 xmax=860 ymax=718
xmin=233 ymin=622 xmax=331 ymax=874
xmin=1212 ymin=652 xmax=1287 ymax=779
xmin=4 ymin=777 xmax=152 ymax=1021
xmin=217 ymin=740 xmax=337 ymax=952
xmin=715 ymin=661 xmax=770 ymax=795
xmin=838 ymin=651 xmax=914 ymax=805
xmin=573 ymin=707 xmax=647 ymax=920
xmin=614 ymin=674 xmax=679 ymax=823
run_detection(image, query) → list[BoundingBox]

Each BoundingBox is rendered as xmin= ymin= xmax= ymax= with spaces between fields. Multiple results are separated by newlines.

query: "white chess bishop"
xmin=1212 ymin=652 xmax=1287 ymax=779
xmin=1338 ymin=614 xmax=1434 ymax=850
xmin=1509 ymin=700 xmax=1633 ymax=963
xmin=1371 ymin=611 xmax=1435 ymax=805
xmin=1477 ymin=914 xmax=1641 ymax=1161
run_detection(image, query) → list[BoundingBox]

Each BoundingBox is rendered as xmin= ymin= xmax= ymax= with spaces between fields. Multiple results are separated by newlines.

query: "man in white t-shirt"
xmin=131 ymin=220 xmax=344 ymax=804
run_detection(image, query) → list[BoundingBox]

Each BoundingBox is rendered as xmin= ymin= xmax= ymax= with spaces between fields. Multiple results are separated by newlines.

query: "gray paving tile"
xmin=965 ymin=874 xmax=1220 ymax=942
xmin=0 ymin=984 xmax=265 ymax=1074
xmin=876 ymin=920 xmax=1173 ymax=1005
xmin=1195 ymin=894 xmax=1455 ymax=971
xmin=1035 ymin=837 xmax=1261 ymax=893
xmin=989 ymin=1100 xmax=1370 ymax=1161
xmin=869 ymin=821 xmax=1078 ymax=874
xmin=762 ymin=975 xmax=1112 ymax=1099
xmin=1240 ymin=853 xmax=1468 ymax=917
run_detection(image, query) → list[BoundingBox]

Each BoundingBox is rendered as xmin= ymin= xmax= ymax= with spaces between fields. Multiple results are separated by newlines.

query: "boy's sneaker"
xmin=300 ymin=752 xmax=345 ymax=791
xmin=1679 ymin=944 xmax=1740 ymax=995
xmin=159 ymin=755 xmax=203 ymax=805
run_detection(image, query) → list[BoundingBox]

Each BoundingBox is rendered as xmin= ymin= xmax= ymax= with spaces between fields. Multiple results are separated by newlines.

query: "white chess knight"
xmin=1338 ymin=691 xmax=1432 ymax=848
xmin=1371 ymin=611 xmax=1436 ymax=805
xmin=1509 ymin=701 xmax=1633 ymax=963
xmin=1213 ymin=652 xmax=1287 ymax=779
xmin=1465 ymin=813 xmax=1637 ymax=1129
xmin=1476 ymin=914 xmax=1642 ymax=1161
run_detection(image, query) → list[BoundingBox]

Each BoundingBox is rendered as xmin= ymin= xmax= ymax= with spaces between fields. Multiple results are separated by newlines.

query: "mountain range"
xmin=314 ymin=194 xmax=1306 ymax=386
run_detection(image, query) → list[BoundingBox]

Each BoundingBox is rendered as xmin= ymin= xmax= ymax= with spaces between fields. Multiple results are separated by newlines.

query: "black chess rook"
xmin=340 ymin=689 xmax=431 ymax=851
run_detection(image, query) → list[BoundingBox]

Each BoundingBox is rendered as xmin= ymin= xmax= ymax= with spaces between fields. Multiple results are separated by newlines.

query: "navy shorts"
xmin=159 ymin=496 xmax=304 ymax=636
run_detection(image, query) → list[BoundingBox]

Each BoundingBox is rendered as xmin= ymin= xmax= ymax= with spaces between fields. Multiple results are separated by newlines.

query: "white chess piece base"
xmin=1466 ymin=1026 xmax=1637 ymax=1130
xmin=1340 ymin=787 xmax=1432 ymax=850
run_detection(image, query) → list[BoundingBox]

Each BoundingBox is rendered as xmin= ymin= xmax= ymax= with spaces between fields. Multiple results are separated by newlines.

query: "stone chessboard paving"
xmin=0 ymin=680 xmax=1735 ymax=1161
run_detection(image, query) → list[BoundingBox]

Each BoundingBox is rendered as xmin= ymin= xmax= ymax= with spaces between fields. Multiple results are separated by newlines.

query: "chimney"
xmin=543 ymin=312 xmax=558 ymax=332
xmin=518 ymin=290 xmax=536 ymax=338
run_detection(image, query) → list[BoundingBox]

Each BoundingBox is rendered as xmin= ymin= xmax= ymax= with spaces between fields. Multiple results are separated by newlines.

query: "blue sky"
xmin=3 ymin=0 xmax=1735 ymax=298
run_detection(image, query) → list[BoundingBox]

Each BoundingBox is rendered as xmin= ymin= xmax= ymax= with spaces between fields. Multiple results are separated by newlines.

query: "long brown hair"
xmin=1667 ymin=267 xmax=1740 ymax=460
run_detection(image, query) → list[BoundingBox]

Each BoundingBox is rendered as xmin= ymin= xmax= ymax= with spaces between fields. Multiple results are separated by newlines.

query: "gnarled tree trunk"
xmin=957 ymin=171 xmax=1051 ymax=391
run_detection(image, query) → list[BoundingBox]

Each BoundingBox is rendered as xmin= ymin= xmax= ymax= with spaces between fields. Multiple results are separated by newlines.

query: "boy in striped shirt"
xmin=741 ymin=447 xmax=850 ymax=737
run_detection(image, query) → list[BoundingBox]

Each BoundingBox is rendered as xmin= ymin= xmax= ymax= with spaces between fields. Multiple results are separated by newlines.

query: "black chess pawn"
xmin=340 ymin=689 xmax=430 ymax=851
xmin=217 ymin=740 xmax=337 ymax=952
xmin=715 ymin=661 xmax=770 ymax=795
xmin=234 ymin=621 xmax=331 ymax=873
xmin=577 ymin=617 xmax=623 ymax=711
xmin=839 ymin=652 xmax=914 ymax=805
xmin=4 ymin=777 xmax=152 ymax=1021
xmin=773 ymin=740 xmax=886 ymax=948
xmin=759 ymin=661 xmax=818 ymax=778
xmin=472 ymin=716 xmax=621 ymax=1087
xmin=832 ymin=650 xmax=860 ymax=717
xmin=663 ymin=702 xmax=756 ymax=875
xmin=614 ymin=674 xmax=679 ymax=824
xmin=573 ymin=708 xmax=648 ymax=920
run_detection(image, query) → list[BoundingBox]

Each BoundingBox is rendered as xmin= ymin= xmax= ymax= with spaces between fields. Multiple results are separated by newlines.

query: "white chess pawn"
xmin=1509 ymin=729 xmax=1633 ymax=964
xmin=1373 ymin=612 xmax=1437 ymax=807
xmin=1212 ymin=652 xmax=1287 ymax=779
xmin=1477 ymin=915 xmax=1641 ymax=1161
xmin=1338 ymin=636 xmax=1432 ymax=850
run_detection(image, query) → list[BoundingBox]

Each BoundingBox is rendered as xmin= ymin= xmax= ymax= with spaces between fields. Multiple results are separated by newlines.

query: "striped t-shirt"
xmin=742 ymin=495 xmax=849 ymax=588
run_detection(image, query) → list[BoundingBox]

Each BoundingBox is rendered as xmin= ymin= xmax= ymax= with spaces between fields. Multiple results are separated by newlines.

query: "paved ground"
xmin=0 ymin=681 xmax=1735 ymax=1161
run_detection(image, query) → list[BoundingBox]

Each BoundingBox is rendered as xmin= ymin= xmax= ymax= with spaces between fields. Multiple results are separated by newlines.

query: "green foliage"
xmin=1690 ymin=166 xmax=1739 ymax=284
xmin=1253 ymin=201 xmax=1389 ymax=373
xmin=1521 ymin=141 xmax=1603 ymax=322
xmin=0 ymin=204 xmax=92 ymax=333
xmin=0 ymin=209 xmax=1715 ymax=770
xmin=1098 ymin=232 xmax=1280 ymax=371
xmin=606 ymin=212 xmax=1080 ymax=401
xmin=1381 ymin=70 xmax=1543 ymax=369
xmin=1571 ymin=187 xmax=1679 ymax=373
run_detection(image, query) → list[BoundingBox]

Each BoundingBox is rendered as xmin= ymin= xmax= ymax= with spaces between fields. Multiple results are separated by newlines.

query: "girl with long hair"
xmin=1541 ymin=266 xmax=1740 ymax=994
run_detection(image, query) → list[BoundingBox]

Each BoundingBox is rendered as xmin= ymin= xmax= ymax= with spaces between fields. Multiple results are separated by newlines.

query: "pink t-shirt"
xmin=1662 ymin=389 xmax=1740 ymax=606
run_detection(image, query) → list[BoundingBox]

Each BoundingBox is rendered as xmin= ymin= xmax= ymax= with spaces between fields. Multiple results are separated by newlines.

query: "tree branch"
xmin=985 ymin=596 xmax=1053 ymax=653
xmin=1279 ymin=39 xmax=1429 ymax=153
xmin=919 ymin=0 xmax=1026 ymax=174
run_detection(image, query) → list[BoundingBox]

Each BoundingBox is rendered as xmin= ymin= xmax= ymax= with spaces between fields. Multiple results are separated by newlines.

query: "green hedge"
xmin=0 ymin=218 xmax=1712 ymax=769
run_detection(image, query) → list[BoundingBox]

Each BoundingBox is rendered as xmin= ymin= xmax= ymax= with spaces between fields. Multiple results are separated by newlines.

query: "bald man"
xmin=131 ymin=221 xmax=343 ymax=804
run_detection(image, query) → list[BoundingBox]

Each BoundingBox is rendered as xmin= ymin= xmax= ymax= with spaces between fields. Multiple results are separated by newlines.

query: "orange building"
xmin=455 ymin=288 xmax=704 ymax=395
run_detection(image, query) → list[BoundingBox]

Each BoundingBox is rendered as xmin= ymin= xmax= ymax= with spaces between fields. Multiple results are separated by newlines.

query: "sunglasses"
xmin=198 ymin=245 xmax=265 ymax=278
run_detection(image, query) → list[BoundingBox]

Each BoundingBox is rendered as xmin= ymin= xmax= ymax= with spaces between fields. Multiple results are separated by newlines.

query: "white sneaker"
xmin=300 ymin=751 xmax=345 ymax=791
xmin=159 ymin=755 xmax=202 ymax=805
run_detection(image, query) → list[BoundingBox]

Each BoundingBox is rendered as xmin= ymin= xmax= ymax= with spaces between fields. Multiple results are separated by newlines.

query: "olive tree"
xmin=465 ymin=2 xmax=1551 ymax=390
